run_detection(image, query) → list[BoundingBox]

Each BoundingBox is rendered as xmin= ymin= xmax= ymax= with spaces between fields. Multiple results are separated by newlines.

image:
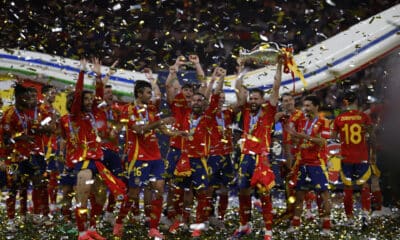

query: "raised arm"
xmin=91 ymin=57 xmax=104 ymax=100
xmin=189 ymin=55 xmax=205 ymax=80
xmin=214 ymin=67 xmax=226 ymax=94
xmin=101 ymin=60 xmax=118 ymax=86
xmin=231 ymin=67 xmax=247 ymax=113
xmin=269 ymin=55 xmax=284 ymax=107
xmin=131 ymin=116 xmax=176 ymax=135
xmin=165 ymin=56 xmax=185 ymax=104
xmin=71 ymin=59 xmax=87 ymax=116
xmin=144 ymin=68 xmax=161 ymax=103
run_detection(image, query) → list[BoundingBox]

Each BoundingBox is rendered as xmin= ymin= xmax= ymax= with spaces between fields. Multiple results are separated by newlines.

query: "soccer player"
xmin=332 ymin=91 xmax=374 ymax=227
xmin=40 ymin=84 xmax=62 ymax=213
xmin=1 ymin=84 xmax=55 ymax=230
xmin=59 ymin=92 xmax=77 ymax=222
xmin=168 ymin=66 xmax=225 ymax=238
xmin=232 ymin=57 xmax=283 ymax=240
xmin=206 ymin=67 xmax=234 ymax=228
xmin=163 ymin=55 xmax=206 ymax=225
xmin=69 ymin=59 xmax=115 ymax=240
xmin=89 ymin=59 xmax=125 ymax=225
xmin=286 ymin=95 xmax=332 ymax=236
xmin=275 ymin=93 xmax=320 ymax=221
xmin=113 ymin=80 xmax=176 ymax=239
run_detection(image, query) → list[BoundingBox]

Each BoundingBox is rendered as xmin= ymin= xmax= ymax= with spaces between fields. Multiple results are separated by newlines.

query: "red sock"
xmin=40 ymin=186 xmax=50 ymax=215
xmin=172 ymin=187 xmax=184 ymax=218
xmin=195 ymin=193 xmax=210 ymax=223
xmin=344 ymin=188 xmax=353 ymax=217
xmin=322 ymin=217 xmax=331 ymax=230
xmin=260 ymin=195 xmax=273 ymax=231
xmin=291 ymin=216 xmax=300 ymax=227
xmin=218 ymin=194 xmax=228 ymax=220
xmin=361 ymin=186 xmax=371 ymax=212
xmin=372 ymin=190 xmax=382 ymax=211
xmin=286 ymin=188 xmax=296 ymax=215
xmin=6 ymin=193 xmax=16 ymax=219
xmin=89 ymin=200 xmax=104 ymax=228
xmin=75 ymin=207 xmax=88 ymax=232
xmin=316 ymin=193 xmax=324 ymax=217
xmin=48 ymin=172 xmax=58 ymax=204
xmin=32 ymin=188 xmax=42 ymax=214
xmin=116 ymin=198 xmax=134 ymax=224
xmin=239 ymin=194 xmax=251 ymax=225
xmin=106 ymin=194 xmax=116 ymax=213
xmin=149 ymin=198 xmax=163 ymax=229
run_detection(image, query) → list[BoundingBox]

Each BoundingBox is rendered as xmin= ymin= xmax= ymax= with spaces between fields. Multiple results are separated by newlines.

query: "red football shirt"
xmin=169 ymin=92 xmax=191 ymax=149
xmin=209 ymin=108 xmax=234 ymax=156
xmin=69 ymin=70 xmax=104 ymax=163
xmin=298 ymin=117 xmax=330 ymax=166
xmin=280 ymin=109 xmax=304 ymax=156
xmin=241 ymin=102 xmax=277 ymax=155
xmin=1 ymin=105 xmax=51 ymax=160
xmin=333 ymin=110 xmax=372 ymax=163
xmin=122 ymin=102 xmax=161 ymax=161
xmin=182 ymin=93 xmax=220 ymax=158
xmin=60 ymin=114 xmax=82 ymax=168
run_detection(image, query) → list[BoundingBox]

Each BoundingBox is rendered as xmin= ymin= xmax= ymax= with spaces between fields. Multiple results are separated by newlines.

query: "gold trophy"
xmin=238 ymin=43 xmax=280 ymax=66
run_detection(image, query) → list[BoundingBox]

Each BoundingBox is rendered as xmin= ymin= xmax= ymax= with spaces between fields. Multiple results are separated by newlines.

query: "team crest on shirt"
xmin=3 ymin=124 xmax=9 ymax=131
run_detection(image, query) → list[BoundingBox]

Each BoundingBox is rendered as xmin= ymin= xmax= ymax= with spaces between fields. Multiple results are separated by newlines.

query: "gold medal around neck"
xmin=188 ymin=135 xmax=194 ymax=141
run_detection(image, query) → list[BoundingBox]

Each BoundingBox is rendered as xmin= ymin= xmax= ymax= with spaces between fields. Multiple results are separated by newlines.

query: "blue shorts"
xmin=59 ymin=167 xmax=77 ymax=186
xmin=74 ymin=159 xmax=99 ymax=175
xmin=128 ymin=159 xmax=165 ymax=188
xmin=340 ymin=162 xmax=371 ymax=186
xmin=238 ymin=154 xmax=257 ymax=189
xmin=30 ymin=154 xmax=47 ymax=176
xmin=165 ymin=147 xmax=181 ymax=179
xmin=177 ymin=157 xmax=210 ymax=190
xmin=102 ymin=149 xmax=123 ymax=177
xmin=208 ymin=154 xmax=234 ymax=187
xmin=47 ymin=157 xmax=65 ymax=172
xmin=6 ymin=160 xmax=36 ymax=189
xmin=295 ymin=165 xmax=330 ymax=192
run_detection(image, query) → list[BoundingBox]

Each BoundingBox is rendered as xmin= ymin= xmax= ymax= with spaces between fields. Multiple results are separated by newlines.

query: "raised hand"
xmin=188 ymin=54 xmax=200 ymax=65
xmin=91 ymin=57 xmax=102 ymax=76
xmin=80 ymin=58 xmax=88 ymax=71
xmin=174 ymin=55 xmax=186 ymax=68
xmin=143 ymin=68 xmax=155 ymax=81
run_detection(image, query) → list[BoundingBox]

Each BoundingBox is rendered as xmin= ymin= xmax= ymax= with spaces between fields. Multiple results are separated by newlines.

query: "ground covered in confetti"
xmin=1 ymin=189 xmax=399 ymax=240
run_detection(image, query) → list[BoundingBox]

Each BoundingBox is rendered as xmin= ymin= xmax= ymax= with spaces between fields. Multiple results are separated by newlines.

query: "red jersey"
xmin=298 ymin=117 xmax=330 ymax=166
xmin=209 ymin=108 xmax=234 ymax=156
xmin=1 ymin=105 xmax=51 ymax=161
xmin=169 ymin=92 xmax=191 ymax=149
xmin=68 ymin=71 xmax=104 ymax=163
xmin=333 ymin=110 xmax=372 ymax=163
xmin=182 ymin=94 xmax=220 ymax=158
xmin=241 ymin=102 xmax=277 ymax=155
xmin=60 ymin=114 xmax=82 ymax=168
xmin=279 ymin=109 xmax=304 ymax=157
xmin=122 ymin=102 xmax=161 ymax=161
xmin=39 ymin=103 xmax=60 ymax=158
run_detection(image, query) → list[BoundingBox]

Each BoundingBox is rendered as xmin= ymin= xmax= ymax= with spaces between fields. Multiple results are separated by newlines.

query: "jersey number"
xmin=341 ymin=123 xmax=362 ymax=144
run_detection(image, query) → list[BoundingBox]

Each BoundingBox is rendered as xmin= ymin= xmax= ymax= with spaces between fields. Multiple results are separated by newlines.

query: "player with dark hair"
xmin=332 ymin=91 xmax=374 ymax=228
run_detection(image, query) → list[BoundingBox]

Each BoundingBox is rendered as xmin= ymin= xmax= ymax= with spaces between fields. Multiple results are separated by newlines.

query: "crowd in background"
xmin=1 ymin=0 xmax=398 ymax=73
